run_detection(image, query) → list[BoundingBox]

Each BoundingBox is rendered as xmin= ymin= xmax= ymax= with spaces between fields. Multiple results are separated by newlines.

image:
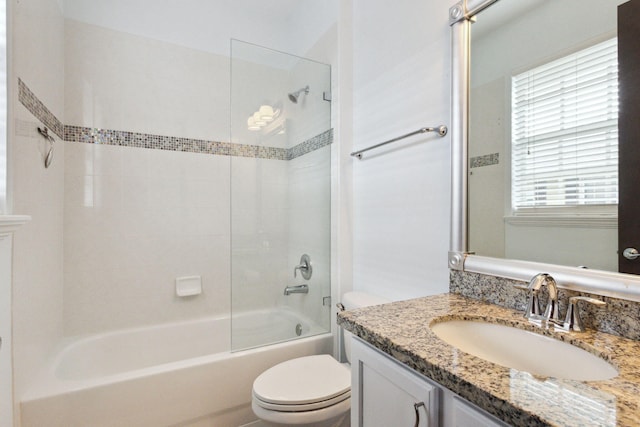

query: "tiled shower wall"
xmin=18 ymin=19 xmax=333 ymax=337
xmin=63 ymin=143 xmax=233 ymax=335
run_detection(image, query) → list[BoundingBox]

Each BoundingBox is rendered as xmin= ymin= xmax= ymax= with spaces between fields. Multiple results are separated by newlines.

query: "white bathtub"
xmin=20 ymin=310 xmax=333 ymax=427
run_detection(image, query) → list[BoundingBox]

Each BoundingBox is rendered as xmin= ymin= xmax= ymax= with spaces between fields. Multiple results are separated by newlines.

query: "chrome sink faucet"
xmin=518 ymin=273 xmax=606 ymax=332
xmin=521 ymin=273 xmax=561 ymax=324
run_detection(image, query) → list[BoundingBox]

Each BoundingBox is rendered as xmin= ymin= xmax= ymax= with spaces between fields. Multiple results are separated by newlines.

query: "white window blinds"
xmin=511 ymin=38 xmax=618 ymax=210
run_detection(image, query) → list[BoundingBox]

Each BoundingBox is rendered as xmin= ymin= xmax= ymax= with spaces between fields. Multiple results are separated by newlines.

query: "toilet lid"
xmin=253 ymin=355 xmax=350 ymax=406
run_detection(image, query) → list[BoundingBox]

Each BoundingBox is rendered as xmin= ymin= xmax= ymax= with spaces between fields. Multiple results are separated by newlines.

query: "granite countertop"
xmin=337 ymin=293 xmax=640 ymax=427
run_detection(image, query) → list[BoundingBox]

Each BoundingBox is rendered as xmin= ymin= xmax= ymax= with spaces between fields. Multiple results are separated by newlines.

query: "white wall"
xmin=350 ymin=0 xmax=451 ymax=301
xmin=62 ymin=0 xmax=338 ymax=59
xmin=9 ymin=0 xmax=65 ymax=424
xmin=65 ymin=19 xmax=230 ymax=142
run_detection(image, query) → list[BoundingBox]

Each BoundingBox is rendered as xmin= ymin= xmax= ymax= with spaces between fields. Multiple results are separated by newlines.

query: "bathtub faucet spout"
xmin=284 ymin=284 xmax=309 ymax=295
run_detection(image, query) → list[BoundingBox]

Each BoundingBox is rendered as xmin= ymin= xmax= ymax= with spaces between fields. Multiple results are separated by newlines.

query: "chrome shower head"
xmin=288 ymin=85 xmax=309 ymax=103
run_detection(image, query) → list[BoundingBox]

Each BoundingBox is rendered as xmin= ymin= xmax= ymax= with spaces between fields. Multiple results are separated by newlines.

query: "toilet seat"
xmin=253 ymin=389 xmax=350 ymax=412
xmin=252 ymin=354 xmax=351 ymax=412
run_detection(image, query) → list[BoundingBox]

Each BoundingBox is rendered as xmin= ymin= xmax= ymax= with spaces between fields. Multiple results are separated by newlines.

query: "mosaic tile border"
xmin=288 ymin=129 xmax=333 ymax=160
xmin=64 ymin=125 xmax=291 ymax=160
xmin=470 ymin=152 xmax=499 ymax=168
xmin=19 ymin=78 xmax=331 ymax=160
xmin=18 ymin=78 xmax=65 ymax=139
xmin=450 ymin=269 xmax=640 ymax=341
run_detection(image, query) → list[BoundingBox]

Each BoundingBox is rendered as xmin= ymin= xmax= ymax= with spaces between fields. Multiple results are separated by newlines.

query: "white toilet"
xmin=251 ymin=292 xmax=388 ymax=427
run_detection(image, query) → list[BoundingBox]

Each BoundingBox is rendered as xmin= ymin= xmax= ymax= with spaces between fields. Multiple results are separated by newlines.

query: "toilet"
xmin=251 ymin=292 xmax=388 ymax=427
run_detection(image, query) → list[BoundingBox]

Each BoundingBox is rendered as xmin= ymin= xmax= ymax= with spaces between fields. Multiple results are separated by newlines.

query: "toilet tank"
xmin=341 ymin=292 xmax=389 ymax=363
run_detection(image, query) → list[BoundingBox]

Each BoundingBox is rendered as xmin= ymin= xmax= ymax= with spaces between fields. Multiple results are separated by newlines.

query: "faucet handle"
xmin=560 ymin=296 xmax=606 ymax=332
xmin=293 ymin=254 xmax=312 ymax=279
xmin=569 ymin=296 xmax=606 ymax=306
xmin=514 ymin=283 xmax=543 ymax=319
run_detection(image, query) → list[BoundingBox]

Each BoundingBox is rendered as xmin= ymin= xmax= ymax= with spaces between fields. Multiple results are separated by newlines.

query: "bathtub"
xmin=20 ymin=310 xmax=333 ymax=427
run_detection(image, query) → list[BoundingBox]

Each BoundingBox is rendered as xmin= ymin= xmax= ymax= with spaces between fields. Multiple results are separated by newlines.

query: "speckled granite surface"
xmin=451 ymin=270 xmax=640 ymax=341
xmin=338 ymin=293 xmax=640 ymax=427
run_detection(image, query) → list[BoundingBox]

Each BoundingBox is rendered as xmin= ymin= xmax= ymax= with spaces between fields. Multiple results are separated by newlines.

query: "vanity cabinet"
xmin=351 ymin=337 xmax=507 ymax=427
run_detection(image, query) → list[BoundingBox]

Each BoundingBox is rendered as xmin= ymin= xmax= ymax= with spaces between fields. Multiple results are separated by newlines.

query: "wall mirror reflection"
xmin=467 ymin=0 xmax=638 ymax=274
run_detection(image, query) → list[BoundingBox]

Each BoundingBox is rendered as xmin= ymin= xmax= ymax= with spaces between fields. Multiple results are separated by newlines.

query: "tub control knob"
xmin=293 ymin=254 xmax=312 ymax=280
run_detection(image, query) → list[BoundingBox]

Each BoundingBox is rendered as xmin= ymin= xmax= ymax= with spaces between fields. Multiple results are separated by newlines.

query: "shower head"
xmin=288 ymin=85 xmax=309 ymax=103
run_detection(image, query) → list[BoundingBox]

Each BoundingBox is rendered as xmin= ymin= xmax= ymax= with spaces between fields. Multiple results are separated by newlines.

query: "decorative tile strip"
xmin=288 ymin=128 xmax=334 ymax=160
xmin=470 ymin=152 xmax=499 ymax=168
xmin=64 ymin=125 xmax=289 ymax=159
xmin=18 ymin=78 xmax=64 ymax=139
xmin=19 ymin=78 xmax=332 ymax=160
xmin=66 ymin=125 xmax=216 ymax=155
xmin=229 ymin=142 xmax=288 ymax=160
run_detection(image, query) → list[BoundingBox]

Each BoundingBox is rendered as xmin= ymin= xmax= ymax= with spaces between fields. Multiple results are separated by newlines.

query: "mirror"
xmin=449 ymin=0 xmax=640 ymax=301
xmin=468 ymin=0 xmax=622 ymax=272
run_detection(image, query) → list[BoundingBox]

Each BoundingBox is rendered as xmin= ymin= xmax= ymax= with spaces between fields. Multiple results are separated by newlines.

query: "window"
xmin=511 ymin=38 xmax=618 ymax=211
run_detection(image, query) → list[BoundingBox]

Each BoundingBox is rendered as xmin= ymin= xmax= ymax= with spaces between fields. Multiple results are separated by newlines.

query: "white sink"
xmin=430 ymin=320 xmax=618 ymax=381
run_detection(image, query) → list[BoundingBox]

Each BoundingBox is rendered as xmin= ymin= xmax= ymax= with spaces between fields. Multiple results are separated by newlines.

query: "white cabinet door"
xmin=351 ymin=337 xmax=438 ymax=427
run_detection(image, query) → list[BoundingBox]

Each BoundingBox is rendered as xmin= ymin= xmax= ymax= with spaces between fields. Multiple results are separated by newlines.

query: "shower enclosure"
xmin=230 ymin=40 xmax=332 ymax=350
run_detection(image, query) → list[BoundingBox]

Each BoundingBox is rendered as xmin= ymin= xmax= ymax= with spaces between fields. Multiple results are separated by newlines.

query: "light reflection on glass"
xmin=509 ymin=370 xmax=616 ymax=426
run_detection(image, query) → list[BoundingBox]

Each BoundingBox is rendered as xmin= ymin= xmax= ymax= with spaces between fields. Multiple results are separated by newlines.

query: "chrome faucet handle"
xmin=293 ymin=263 xmax=307 ymax=277
xmin=514 ymin=284 xmax=542 ymax=319
xmin=293 ymin=254 xmax=312 ymax=279
xmin=541 ymin=275 xmax=561 ymax=324
xmin=558 ymin=296 xmax=606 ymax=332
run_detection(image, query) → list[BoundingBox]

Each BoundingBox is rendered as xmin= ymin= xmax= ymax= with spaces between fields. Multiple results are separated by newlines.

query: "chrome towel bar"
xmin=350 ymin=125 xmax=447 ymax=159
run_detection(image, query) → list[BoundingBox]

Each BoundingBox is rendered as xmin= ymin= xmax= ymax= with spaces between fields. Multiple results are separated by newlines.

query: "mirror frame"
xmin=448 ymin=0 xmax=640 ymax=302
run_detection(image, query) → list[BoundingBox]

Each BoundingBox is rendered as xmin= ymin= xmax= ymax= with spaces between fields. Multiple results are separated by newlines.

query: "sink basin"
xmin=430 ymin=319 xmax=618 ymax=381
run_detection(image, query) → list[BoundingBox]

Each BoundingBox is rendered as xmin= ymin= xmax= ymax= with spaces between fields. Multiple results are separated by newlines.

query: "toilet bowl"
xmin=251 ymin=292 xmax=388 ymax=427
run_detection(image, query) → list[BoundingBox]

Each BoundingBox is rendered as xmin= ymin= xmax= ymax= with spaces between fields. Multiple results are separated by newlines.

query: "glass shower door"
xmin=230 ymin=40 xmax=332 ymax=351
